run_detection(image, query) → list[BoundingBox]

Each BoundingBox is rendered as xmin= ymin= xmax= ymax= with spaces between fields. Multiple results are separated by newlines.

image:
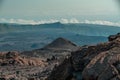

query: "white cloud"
xmin=0 ymin=18 xmax=59 ymax=25
xmin=0 ymin=18 xmax=120 ymax=27
xmin=60 ymin=18 xmax=79 ymax=24
xmin=82 ymin=20 xmax=120 ymax=27
xmin=60 ymin=18 xmax=69 ymax=23
xmin=70 ymin=18 xmax=79 ymax=23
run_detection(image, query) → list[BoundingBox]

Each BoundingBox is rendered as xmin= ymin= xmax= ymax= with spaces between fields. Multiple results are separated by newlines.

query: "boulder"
xmin=47 ymin=58 xmax=74 ymax=80
xmin=82 ymin=47 xmax=120 ymax=80
xmin=47 ymin=33 xmax=120 ymax=80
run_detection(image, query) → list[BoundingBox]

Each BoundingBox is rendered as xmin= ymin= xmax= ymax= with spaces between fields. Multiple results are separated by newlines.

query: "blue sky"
xmin=0 ymin=0 xmax=119 ymax=22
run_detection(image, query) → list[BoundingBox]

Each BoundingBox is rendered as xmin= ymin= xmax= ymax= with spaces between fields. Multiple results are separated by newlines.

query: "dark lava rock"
xmin=47 ymin=33 xmax=120 ymax=80
xmin=108 ymin=33 xmax=120 ymax=41
xmin=47 ymin=58 xmax=73 ymax=80
xmin=82 ymin=47 xmax=120 ymax=80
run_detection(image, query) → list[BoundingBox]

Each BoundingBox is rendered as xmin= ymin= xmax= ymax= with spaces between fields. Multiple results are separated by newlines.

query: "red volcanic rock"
xmin=0 ymin=51 xmax=47 ymax=66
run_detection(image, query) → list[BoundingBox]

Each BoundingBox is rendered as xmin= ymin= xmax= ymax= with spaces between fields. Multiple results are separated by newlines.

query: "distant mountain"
xmin=1 ymin=22 xmax=120 ymax=51
xmin=0 ymin=22 xmax=120 ymax=37
xmin=44 ymin=37 xmax=77 ymax=50
xmin=0 ymin=22 xmax=63 ymax=34
xmin=64 ymin=23 xmax=120 ymax=36
xmin=22 ymin=37 xmax=79 ymax=59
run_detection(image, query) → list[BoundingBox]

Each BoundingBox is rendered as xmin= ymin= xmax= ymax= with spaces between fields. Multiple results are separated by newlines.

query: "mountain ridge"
xmin=0 ymin=23 xmax=120 ymax=37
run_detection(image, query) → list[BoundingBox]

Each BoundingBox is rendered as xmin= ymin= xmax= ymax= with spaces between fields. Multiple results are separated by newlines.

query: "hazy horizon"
xmin=0 ymin=0 xmax=119 ymax=22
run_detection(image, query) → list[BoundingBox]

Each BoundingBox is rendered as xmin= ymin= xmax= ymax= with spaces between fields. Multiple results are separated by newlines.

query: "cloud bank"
xmin=0 ymin=18 xmax=120 ymax=27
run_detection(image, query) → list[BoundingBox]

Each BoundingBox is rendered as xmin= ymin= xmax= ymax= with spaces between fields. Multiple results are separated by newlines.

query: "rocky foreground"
xmin=47 ymin=33 xmax=120 ymax=80
xmin=0 ymin=37 xmax=79 ymax=80
xmin=1 ymin=33 xmax=120 ymax=80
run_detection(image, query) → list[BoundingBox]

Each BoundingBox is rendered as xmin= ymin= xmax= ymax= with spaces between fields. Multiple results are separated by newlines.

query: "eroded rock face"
xmin=47 ymin=58 xmax=73 ymax=80
xmin=82 ymin=33 xmax=120 ymax=80
xmin=82 ymin=47 xmax=120 ymax=80
xmin=47 ymin=33 xmax=120 ymax=80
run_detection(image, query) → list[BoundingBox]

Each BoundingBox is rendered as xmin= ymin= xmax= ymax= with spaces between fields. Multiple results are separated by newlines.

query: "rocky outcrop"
xmin=0 ymin=37 xmax=79 ymax=80
xmin=47 ymin=33 xmax=120 ymax=80
xmin=47 ymin=58 xmax=73 ymax=80
xmin=108 ymin=33 xmax=120 ymax=41
xmin=0 ymin=51 xmax=46 ymax=66
xmin=0 ymin=51 xmax=48 ymax=80
xmin=82 ymin=47 xmax=120 ymax=80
